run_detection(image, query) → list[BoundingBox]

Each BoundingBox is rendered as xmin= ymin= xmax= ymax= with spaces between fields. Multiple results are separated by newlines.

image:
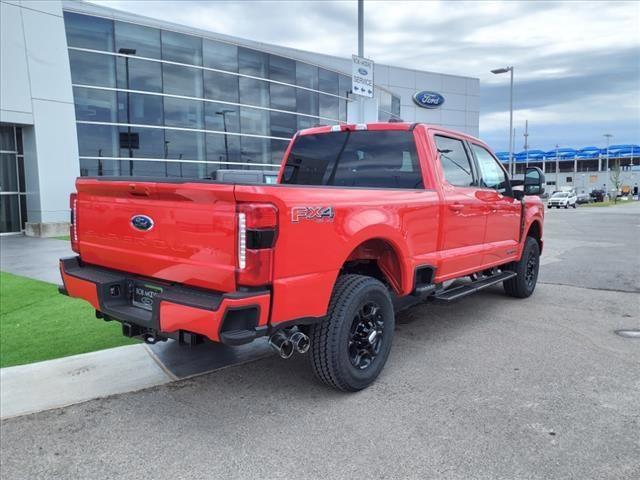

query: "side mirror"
xmin=524 ymin=167 xmax=545 ymax=196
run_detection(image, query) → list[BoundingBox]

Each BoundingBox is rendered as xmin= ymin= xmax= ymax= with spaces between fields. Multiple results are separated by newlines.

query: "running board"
xmin=433 ymin=271 xmax=517 ymax=303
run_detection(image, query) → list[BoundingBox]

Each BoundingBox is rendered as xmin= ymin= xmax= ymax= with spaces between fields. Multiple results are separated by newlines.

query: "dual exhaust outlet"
xmin=268 ymin=328 xmax=310 ymax=359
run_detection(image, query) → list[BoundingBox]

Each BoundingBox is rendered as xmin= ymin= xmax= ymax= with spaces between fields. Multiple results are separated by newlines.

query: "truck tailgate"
xmin=75 ymin=178 xmax=237 ymax=292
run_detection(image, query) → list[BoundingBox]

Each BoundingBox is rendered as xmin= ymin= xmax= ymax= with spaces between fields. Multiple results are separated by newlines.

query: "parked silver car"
xmin=548 ymin=191 xmax=577 ymax=209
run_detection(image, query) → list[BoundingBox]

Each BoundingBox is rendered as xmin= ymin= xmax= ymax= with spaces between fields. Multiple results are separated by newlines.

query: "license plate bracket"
xmin=132 ymin=282 xmax=163 ymax=311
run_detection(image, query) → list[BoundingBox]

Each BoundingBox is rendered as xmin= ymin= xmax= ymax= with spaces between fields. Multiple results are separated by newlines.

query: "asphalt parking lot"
xmin=1 ymin=203 xmax=639 ymax=480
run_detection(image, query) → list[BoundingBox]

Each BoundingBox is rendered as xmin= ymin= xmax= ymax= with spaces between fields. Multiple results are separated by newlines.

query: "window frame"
xmin=468 ymin=141 xmax=513 ymax=196
xmin=281 ymin=130 xmax=425 ymax=190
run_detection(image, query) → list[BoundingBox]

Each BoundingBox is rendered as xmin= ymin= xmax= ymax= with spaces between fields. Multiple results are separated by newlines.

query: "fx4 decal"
xmin=291 ymin=206 xmax=334 ymax=223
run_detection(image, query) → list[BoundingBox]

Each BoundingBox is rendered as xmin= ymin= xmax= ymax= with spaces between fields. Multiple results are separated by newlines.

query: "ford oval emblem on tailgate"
xmin=131 ymin=215 xmax=154 ymax=231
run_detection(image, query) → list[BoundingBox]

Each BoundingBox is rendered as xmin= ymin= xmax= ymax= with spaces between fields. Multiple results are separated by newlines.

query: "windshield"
xmin=281 ymin=130 xmax=423 ymax=189
xmin=552 ymin=192 xmax=569 ymax=198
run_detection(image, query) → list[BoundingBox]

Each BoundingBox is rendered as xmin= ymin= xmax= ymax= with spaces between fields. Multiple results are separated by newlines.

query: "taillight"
xmin=236 ymin=203 xmax=278 ymax=286
xmin=69 ymin=193 xmax=79 ymax=253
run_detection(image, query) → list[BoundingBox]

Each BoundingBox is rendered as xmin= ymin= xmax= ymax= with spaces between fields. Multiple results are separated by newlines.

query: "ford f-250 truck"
xmin=59 ymin=122 xmax=545 ymax=391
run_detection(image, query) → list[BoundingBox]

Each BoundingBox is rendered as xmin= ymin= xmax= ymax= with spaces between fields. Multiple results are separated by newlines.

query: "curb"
xmin=0 ymin=344 xmax=171 ymax=419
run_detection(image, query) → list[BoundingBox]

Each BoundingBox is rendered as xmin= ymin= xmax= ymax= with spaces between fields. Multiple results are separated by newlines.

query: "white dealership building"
xmin=0 ymin=0 xmax=481 ymax=235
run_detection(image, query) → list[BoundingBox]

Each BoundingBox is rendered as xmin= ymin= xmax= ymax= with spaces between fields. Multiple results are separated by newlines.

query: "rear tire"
xmin=503 ymin=237 xmax=540 ymax=298
xmin=309 ymin=274 xmax=394 ymax=392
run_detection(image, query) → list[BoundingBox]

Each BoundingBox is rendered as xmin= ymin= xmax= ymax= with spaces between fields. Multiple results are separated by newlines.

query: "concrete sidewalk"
xmin=0 ymin=345 xmax=171 ymax=419
xmin=0 ymin=339 xmax=273 ymax=419
xmin=0 ymin=235 xmax=72 ymax=284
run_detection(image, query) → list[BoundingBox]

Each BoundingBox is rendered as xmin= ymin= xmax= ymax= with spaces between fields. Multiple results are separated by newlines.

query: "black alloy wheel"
xmin=503 ymin=236 xmax=540 ymax=298
xmin=309 ymin=275 xmax=395 ymax=391
xmin=348 ymin=302 xmax=385 ymax=370
xmin=524 ymin=250 xmax=538 ymax=290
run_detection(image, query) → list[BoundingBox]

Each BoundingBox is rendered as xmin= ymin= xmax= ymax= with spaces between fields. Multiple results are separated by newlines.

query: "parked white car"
xmin=548 ymin=191 xmax=577 ymax=209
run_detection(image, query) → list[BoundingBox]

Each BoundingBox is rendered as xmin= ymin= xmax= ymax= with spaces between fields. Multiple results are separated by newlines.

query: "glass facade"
xmin=0 ymin=125 xmax=27 ymax=233
xmin=377 ymin=88 xmax=401 ymax=121
xmin=63 ymin=11 xmax=404 ymax=180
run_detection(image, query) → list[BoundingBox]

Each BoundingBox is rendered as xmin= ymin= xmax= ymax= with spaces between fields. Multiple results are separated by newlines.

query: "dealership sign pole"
xmin=358 ymin=0 xmax=364 ymax=122
xmin=353 ymin=0 xmax=374 ymax=122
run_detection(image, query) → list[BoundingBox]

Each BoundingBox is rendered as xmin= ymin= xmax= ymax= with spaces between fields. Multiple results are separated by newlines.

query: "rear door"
xmin=469 ymin=143 xmax=521 ymax=265
xmin=75 ymin=179 xmax=238 ymax=292
xmin=433 ymin=134 xmax=488 ymax=278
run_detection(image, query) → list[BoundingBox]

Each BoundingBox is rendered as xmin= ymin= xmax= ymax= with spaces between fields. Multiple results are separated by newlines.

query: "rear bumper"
xmin=59 ymin=257 xmax=270 ymax=345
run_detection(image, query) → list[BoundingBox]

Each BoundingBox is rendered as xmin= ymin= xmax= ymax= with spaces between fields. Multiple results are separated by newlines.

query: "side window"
xmin=471 ymin=144 xmax=509 ymax=194
xmin=434 ymin=136 xmax=474 ymax=187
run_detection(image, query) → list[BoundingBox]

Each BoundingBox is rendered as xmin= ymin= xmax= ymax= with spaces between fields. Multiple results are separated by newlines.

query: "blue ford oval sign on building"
xmin=413 ymin=91 xmax=445 ymax=109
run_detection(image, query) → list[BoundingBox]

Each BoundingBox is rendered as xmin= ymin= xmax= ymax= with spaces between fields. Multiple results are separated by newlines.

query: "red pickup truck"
xmin=59 ymin=122 xmax=545 ymax=391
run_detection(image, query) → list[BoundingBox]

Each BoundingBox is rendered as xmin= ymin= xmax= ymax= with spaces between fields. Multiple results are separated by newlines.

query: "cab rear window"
xmin=281 ymin=130 xmax=423 ymax=189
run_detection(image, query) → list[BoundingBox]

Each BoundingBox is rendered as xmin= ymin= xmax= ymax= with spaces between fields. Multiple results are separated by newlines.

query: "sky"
xmin=90 ymin=0 xmax=640 ymax=152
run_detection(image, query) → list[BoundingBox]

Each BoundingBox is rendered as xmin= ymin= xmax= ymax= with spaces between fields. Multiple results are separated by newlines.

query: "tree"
xmin=609 ymin=158 xmax=622 ymax=204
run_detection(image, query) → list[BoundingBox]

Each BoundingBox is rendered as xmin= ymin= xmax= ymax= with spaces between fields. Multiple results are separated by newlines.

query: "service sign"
xmin=352 ymin=55 xmax=374 ymax=98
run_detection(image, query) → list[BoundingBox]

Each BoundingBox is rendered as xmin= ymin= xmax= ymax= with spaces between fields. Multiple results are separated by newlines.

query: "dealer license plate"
xmin=132 ymin=283 xmax=162 ymax=311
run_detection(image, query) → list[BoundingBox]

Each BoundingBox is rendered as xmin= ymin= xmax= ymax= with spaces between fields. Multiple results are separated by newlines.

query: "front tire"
xmin=503 ymin=237 xmax=540 ymax=298
xmin=309 ymin=275 xmax=395 ymax=392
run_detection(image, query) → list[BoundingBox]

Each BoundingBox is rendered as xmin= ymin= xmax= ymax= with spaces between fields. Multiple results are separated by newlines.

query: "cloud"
xmin=89 ymin=0 xmax=640 ymax=150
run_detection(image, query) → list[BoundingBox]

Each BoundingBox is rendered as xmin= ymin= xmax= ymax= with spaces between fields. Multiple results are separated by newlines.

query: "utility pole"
xmin=523 ymin=120 xmax=529 ymax=168
xmin=357 ymin=0 xmax=364 ymax=123
xmin=555 ymin=143 xmax=560 ymax=189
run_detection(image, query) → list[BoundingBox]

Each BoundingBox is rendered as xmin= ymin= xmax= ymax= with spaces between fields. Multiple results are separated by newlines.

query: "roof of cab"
xmin=297 ymin=122 xmax=485 ymax=144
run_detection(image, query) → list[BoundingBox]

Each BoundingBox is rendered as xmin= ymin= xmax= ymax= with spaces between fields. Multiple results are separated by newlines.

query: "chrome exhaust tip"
xmin=290 ymin=331 xmax=310 ymax=354
xmin=269 ymin=331 xmax=294 ymax=359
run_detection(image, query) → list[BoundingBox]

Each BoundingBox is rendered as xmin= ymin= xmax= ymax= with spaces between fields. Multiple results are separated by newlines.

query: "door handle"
xmin=449 ymin=203 xmax=464 ymax=212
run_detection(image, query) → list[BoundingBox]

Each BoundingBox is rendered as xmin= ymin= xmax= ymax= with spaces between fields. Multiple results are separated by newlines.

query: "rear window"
xmin=281 ymin=130 xmax=423 ymax=189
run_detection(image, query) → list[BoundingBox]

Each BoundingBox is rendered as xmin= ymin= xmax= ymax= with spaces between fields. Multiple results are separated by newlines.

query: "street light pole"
xmin=216 ymin=109 xmax=234 ymax=169
xmin=164 ymin=140 xmax=169 ymax=177
xmin=603 ymin=133 xmax=612 ymax=172
xmin=118 ymin=48 xmax=136 ymax=176
xmin=509 ymin=67 xmax=513 ymax=175
xmin=491 ymin=66 xmax=514 ymax=176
